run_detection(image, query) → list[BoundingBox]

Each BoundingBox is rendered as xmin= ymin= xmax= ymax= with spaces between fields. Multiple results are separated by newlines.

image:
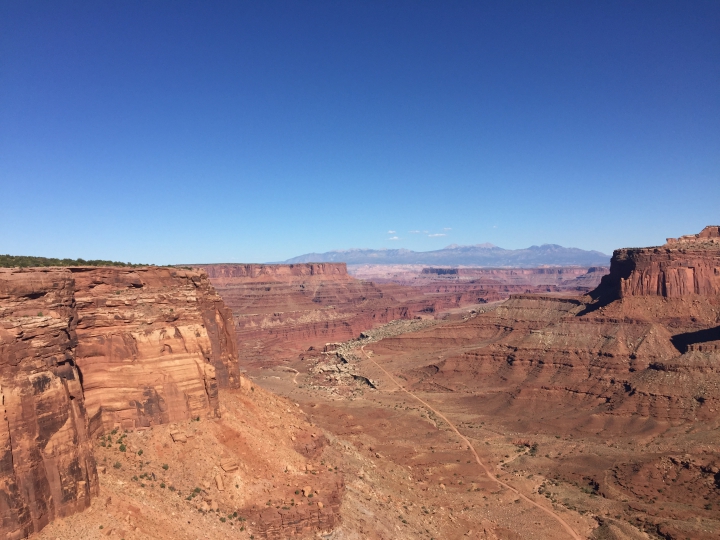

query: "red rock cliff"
xmin=201 ymin=262 xmax=350 ymax=280
xmin=0 ymin=269 xmax=97 ymax=539
xmin=72 ymin=267 xmax=240 ymax=433
xmin=0 ymin=266 xmax=240 ymax=538
xmin=196 ymin=263 xmax=488 ymax=367
xmin=600 ymin=227 xmax=720 ymax=298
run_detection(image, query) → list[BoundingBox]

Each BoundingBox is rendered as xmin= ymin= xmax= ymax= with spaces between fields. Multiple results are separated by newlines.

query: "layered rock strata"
xmin=358 ymin=227 xmax=720 ymax=536
xmin=352 ymin=265 xmax=608 ymax=302
xmin=196 ymin=263 xmax=465 ymax=366
xmin=0 ymin=267 xmax=240 ymax=538
xmin=0 ymin=269 xmax=97 ymax=539
xmin=72 ymin=267 xmax=239 ymax=433
xmin=598 ymin=236 xmax=720 ymax=299
xmin=666 ymin=225 xmax=720 ymax=245
xmin=371 ymin=228 xmax=720 ymax=423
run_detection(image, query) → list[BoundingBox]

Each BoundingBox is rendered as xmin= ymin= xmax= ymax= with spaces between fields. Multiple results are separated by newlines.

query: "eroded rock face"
xmin=598 ymin=227 xmax=720 ymax=299
xmin=372 ymin=229 xmax=720 ymax=423
xmin=0 ymin=267 xmax=240 ymax=538
xmin=355 ymin=229 xmax=720 ymax=536
xmin=196 ymin=263 xmax=439 ymax=366
xmin=0 ymin=269 xmax=97 ymax=539
xmin=666 ymin=225 xmax=720 ymax=245
xmin=351 ymin=264 xmax=609 ymax=303
xmin=71 ymin=267 xmax=240 ymax=433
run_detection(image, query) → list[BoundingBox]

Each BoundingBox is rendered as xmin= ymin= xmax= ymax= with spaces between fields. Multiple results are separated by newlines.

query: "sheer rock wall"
xmin=0 ymin=269 xmax=97 ymax=539
xmin=0 ymin=267 xmax=239 ymax=538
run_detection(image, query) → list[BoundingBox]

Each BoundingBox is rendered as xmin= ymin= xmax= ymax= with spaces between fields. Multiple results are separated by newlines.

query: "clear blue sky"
xmin=1 ymin=1 xmax=718 ymax=264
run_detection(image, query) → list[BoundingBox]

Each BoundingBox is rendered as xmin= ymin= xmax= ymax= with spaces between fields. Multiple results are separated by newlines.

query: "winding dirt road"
xmin=360 ymin=346 xmax=582 ymax=540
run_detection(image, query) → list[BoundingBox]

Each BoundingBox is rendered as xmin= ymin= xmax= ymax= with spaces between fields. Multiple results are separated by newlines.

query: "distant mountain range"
xmin=281 ymin=244 xmax=611 ymax=267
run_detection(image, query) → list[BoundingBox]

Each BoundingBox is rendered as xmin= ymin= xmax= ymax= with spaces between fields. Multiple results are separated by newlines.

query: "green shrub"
xmin=0 ymin=254 xmax=144 ymax=268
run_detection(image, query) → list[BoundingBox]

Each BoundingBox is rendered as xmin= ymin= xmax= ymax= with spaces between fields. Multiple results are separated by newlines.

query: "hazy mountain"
xmin=281 ymin=244 xmax=611 ymax=267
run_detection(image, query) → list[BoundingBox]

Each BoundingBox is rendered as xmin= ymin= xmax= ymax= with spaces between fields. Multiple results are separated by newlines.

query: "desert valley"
xmin=1 ymin=226 xmax=719 ymax=540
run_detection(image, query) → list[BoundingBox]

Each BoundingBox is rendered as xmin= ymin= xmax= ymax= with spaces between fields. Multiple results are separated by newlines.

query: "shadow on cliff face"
xmin=575 ymin=278 xmax=619 ymax=316
xmin=671 ymin=325 xmax=720 ymax=353
xmin=575 ymin=250 xmax=632 ymax=316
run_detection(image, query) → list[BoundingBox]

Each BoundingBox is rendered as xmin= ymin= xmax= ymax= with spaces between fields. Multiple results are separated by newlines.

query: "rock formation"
xmin=197 ymin=263 xmax=609 ymax=368
xmin=666 ymin=225 xmax=720 ymax=245
xmin=350 ymin=265 xmax=608 ymax=304
xmin=195 ymin=263 xmax=448 ymax=366
xmin=598 ymin=228 xmax=720 ymax=299
xmin=354 ymin=227 xmax=720 ymax=537
xmin=370 ymin=227 xmax=720 ymax=422
xmin=0 ymin=266 xmax=240 ymax=538
xmin=72 ymin=267 xmax=239 ymax=433
xmin=0 ymin=269 xmax=97 ymax=539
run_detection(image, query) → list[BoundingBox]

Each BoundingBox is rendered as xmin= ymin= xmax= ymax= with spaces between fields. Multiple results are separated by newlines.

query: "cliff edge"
xmin=0 ymin=267 xmax=240 ymax=538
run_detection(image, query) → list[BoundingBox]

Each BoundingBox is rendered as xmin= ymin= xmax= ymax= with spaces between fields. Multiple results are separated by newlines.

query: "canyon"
xmin=1 ymin=226 xmax=718 ymax=540
xmin=195 ymin=262 xmax=607 ymax=368
xmin=249 ymin=227 xmax=720 ymax=539
xmin=1 ymin=267 xmax=334 ymax=540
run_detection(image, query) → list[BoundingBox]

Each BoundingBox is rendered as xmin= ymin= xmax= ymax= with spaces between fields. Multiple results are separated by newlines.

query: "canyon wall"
xmin=360 ymin=228 xmax=720 ymax=537
xmin=202 ymin=262 xmax=350 ymax=281
xmin=601 ymin=246 xmax=720 ymax=299
xmin=0 ymin=269 xmax=97 ymax=539
xmin=373 ymin=228 xmax=720 ymax=423
xmin=0 ymin=267 xmax=240 ymax=538
xmin=352 ymin=265 xmax=607 ymax=295
xmin=72 ymin=267 xmax=240 ymax=433
xmin=197 ymin=263 xmax=609 ymax=367
xmin=195 ymin=263 xmax=426 ymax=366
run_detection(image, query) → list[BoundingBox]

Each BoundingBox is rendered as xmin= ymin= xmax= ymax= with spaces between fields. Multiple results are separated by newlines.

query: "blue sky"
xmin=1 ymin=1 xmax=718 ymax=264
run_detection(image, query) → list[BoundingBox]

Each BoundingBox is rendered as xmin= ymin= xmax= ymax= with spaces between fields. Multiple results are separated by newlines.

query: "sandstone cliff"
xmin=371 ymin=228 xmax=720 ymax=423
xmin=599 ymin=230 xmax=720 ymax=299
xmin=72 ymin=267 xmax=239 ymax=433
xmin=352 ymin=265 xmax=608 ymax=301
xmin=0 ymin=267 xmax=240 ymax=538
xmin=195 ymin=263 xmax=444 ymax=366
xmin=0 ymin=269 xmax=97 ymax=539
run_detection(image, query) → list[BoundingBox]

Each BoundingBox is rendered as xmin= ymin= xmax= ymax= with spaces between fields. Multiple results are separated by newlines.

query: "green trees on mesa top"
xmin=0 ymin=254 xmax=145 ymax=268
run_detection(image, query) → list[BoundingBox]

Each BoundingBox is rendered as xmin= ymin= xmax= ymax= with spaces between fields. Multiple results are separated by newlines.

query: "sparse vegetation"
xmin=0 ymin=254 xmax=145 ymax=268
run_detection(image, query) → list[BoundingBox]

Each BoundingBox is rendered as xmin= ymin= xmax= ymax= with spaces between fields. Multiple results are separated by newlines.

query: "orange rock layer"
xmin=371 ymin=229 xmax=720 ymax=424
xmin=0 ymin=267 xmax=240 ymax=538
xmin=195 ymin=263 xmax=426 ymax=365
